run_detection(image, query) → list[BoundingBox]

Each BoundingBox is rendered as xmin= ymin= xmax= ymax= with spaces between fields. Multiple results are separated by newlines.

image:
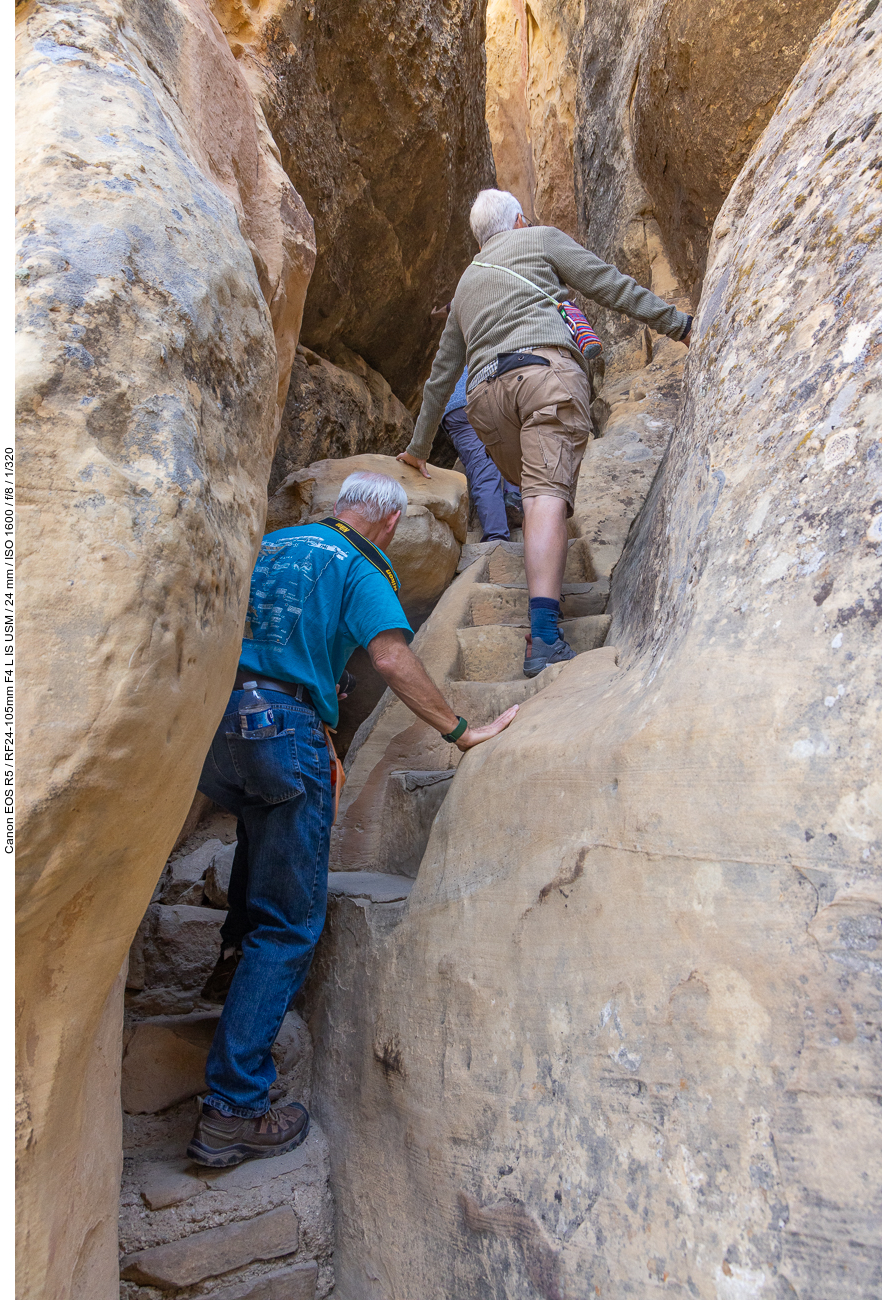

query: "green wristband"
xmin=441 ymin=716 xmax=468 ymax=743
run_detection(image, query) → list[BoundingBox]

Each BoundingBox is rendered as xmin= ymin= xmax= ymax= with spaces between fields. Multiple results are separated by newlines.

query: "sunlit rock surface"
xmin=485 ymin=0 xmax=581 ymax=236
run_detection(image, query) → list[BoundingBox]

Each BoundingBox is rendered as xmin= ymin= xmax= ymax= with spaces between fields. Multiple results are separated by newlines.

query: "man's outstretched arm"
xmin=368 ymin=628 xmax=517 ymax=751
xmin=544 ymin=226 xmax=692 ymax=341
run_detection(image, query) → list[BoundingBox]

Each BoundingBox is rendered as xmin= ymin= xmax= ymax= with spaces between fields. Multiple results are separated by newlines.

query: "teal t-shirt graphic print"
xmin=239 ymin=524 xmax=413 ymax=727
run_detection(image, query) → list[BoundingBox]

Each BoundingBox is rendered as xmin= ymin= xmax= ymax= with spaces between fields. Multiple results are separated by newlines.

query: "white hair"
xmin=470 ymin=189 xmax=523 ymax=247
xmin=335 ymin=470 xmax=408 ymax=522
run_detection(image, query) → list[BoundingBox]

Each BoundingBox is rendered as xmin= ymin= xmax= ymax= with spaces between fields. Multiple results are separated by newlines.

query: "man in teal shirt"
xmin=238 ymin=509 xmax=414 ymax=727
xmin=188 ymin=470 xmax=517 ymax=1168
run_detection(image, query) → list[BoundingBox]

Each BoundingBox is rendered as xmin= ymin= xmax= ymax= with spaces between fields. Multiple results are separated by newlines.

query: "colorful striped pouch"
xmin=557 ymin=302 xmax=603 ymax=358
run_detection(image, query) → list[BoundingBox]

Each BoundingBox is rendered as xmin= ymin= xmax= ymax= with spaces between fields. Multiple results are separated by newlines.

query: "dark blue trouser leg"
xmin=220 ymin=819 xmax=250 ymax=949
xmin=197 ymin=690 xmax=333 ymax=1117
xmin=443 ymin=407 xmax=511 ymax=542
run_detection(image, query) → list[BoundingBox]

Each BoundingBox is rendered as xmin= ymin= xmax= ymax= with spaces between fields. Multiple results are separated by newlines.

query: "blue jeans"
xmin=443 ymin=407 xmax=520 ymax=542
xmin=197 ymin=689 xmax=333 ymax=1117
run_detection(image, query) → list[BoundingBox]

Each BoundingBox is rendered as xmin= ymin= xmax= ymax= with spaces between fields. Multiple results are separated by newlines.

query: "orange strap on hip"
xmin=323 ymin=724 xmax=346 ymax=823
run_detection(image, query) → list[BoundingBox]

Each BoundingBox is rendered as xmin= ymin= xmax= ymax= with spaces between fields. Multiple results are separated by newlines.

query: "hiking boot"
xmin=200 ymin=945 xmax=242 ymax=1003
xmin=187 ymin=1100 xmax=310 ymax=1169
xmin=503 ymin=489 xmax=524 ymax=530
xmin=523 ymin=632 xmax=576 ymax=678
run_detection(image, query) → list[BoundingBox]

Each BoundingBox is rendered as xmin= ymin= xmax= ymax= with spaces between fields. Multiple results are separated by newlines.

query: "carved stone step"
xmin=468 ymin=581 xmax=609 ymax=626
xmin=211 ymin=1263 xmax=319 ymax=1299
xmin=120 ymin=1122 xmax=331 ymax=1296
xmin=329 ymin=767 xmax=455 ymax=881
xmin=456 ymin=538 xmax=506 ymax=573
xmin=328 ymin=871 xmax=415 ymax=902
xmin=455 ymin=615 xmax=612 ymax=682
xmin=121 ymin=1207 xmax=301 ymax=1288
xmin=121 ymin=1008 xmax=312 ymax=1117
xmin=446 ymin=663 xmax=572 ymax=726
xmin=127 ymin=904 xmax=227 ymax=1015
xmin=486 ymin=536 xmax=596 ymax=585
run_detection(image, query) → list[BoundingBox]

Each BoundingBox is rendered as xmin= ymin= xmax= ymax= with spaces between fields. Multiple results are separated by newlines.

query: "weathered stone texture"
xmin=210 ymin=0 xmax=496 ymax=404
xmin=271 ymin=345 xmax=414 ymax=496
xmin=121 ymin=1014 xmax=216 ymax=1115
xmin=632 ymin=0 xmax=840 ymax=297
xmin=204 ymin=841 xmax=236 ymax=908
xmin=158 ymin=839 xmax=226 ymax=906
xmin=211 ymin=1262 xmax=319 ymax=1299
xmin=485 ymin=0 xmax=581 ymax=235
xmin=15 ymin=1 xmax=314 ymax=1294
xmin=128 ymin=904 xmax=226 ymax=1013
xmin=121 ymin=1001 xmax=312 ymax=1114
xmin=120 ymin=1206 xmax=300 ymax=1287
xmin=119 ymin=1124 xmax=333 ymax=1298
xmin=307 ymin=5 xmax=882 ymax=1296
xmin=574 ymin=0 xmax=837 ymax=344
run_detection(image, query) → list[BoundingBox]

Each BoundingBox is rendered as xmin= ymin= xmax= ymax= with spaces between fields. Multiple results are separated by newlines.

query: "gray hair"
xmin=335 ymin=470 xmax=408 ymax=522
xmin=470 ymin=188 xmax=523 ymax=247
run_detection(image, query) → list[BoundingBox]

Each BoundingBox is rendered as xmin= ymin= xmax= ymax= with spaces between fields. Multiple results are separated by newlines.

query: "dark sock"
xmin=529 ymin=597 xmax=560 ymax=645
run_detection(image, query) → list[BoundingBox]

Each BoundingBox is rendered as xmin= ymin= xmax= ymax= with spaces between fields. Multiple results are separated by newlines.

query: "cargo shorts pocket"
xmin=225 ymin=728 xmax=306 ymax=804
xmin=533 ymin=414 xmax=577 ymax=492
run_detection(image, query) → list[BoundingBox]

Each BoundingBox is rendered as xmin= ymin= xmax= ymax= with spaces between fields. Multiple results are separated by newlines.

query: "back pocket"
xmin=225 ymin=728 xmax=305 ymax=804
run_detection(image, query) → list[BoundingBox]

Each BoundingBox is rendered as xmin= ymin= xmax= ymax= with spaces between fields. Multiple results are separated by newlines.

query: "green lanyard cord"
xmin=471 ymin=259 xmax=566 ymax=310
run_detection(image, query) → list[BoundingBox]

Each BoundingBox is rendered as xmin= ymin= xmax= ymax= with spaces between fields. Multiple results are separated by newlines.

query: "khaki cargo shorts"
xmin=464 ymin=346 xmax=593 ymax=515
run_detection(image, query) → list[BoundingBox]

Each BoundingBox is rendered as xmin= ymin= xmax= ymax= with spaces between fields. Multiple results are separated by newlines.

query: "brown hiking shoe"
xmin=187 ymin=1100 xmax=310 ymax=1168
xmin=200 ymin=945 xmax=242 ymax=1003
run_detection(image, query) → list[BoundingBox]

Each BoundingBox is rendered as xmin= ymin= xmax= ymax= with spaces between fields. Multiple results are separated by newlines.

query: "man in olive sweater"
xmin=398 ymin=188 xmax=692 ymax=677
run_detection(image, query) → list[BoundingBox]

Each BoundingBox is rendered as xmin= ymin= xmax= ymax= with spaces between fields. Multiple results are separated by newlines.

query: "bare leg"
xmin=522 ymin=495 xmax=568 ymax=601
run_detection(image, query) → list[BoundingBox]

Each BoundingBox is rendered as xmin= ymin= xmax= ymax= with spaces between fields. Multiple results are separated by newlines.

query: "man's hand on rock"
xmin=455 ymin=704 xmax=519 ymax=752
xmin=368 ymin=630 xmax=517 ymax=749
xmin=396 ymin=451 xmax=431 ymax=479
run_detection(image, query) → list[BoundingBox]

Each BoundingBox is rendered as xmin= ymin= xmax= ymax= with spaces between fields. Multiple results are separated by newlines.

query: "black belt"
xmin=234 ymin=669 xmax=315 ymax=710
xmin=467 ymin=350 xmax=552 ymax=392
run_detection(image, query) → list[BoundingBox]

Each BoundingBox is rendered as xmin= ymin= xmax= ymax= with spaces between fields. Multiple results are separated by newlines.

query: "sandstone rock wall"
xmin=574 ymin=0 xmax=683 ymax=353
xmin=632 ymin=0 xmax=841 ymax=299
xmin=15 ymin=2 xmax=314 ymax=1295
xmin=485 ymin=0 xmax=536 ymax=219
xmin=270 ymin=346 xmax=414 ymax=496
xmin=210 ymin=0 xmax=496 ymax=406
xmin=485 ymin=0 xmax=581 ymax=236
xmin=306 ymin=5 xmax=882 ymax=1296
xmin=574 ymin=0 xmax=838 ymax=347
